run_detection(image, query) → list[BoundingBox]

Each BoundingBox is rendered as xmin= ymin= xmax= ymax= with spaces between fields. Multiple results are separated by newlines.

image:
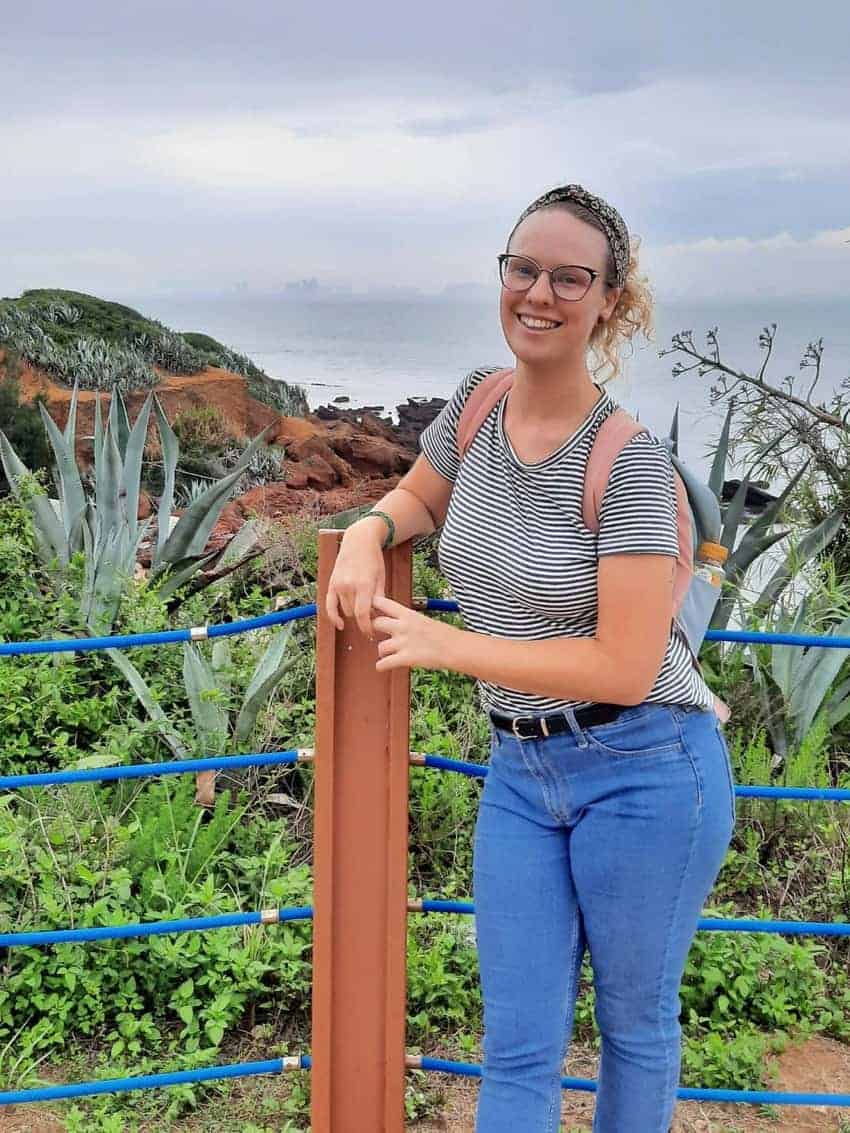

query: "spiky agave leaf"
xmin=36 ymin=400 xmax=86 ymax=553
xmin=106 ymin=648 xmax=188 ymax=759
xmin=0 ymin=430 xmax=68 ymax=566
xmin=770 ymin=594 xmax=809 ymax=700
xmin=182 ymin=643 xmax=229 ymax=754
xmin=153 ymin=424 xmax=274 ymax=571
xmin=153 ymin=395 xmax=178 ymax=560
xmin=121 ymin=393 xmax=154 ymax=541
xmin=235 ymin=622 xmax=296 ymax=745
xmin=753 ymin=508 xmax=846 ymax=614
xmin=788 ymin=609 xmax=850 ymax=746
xmin=708 ymin=400 xmax=735 ymax=501
xmin=63 ymin=379 xmax=80 ymax=446
xmin=153 ymin=550 xmax=219 ymax=601
xmin=108 ymin=385 xmax=131 ymax=459
xmin=97 ymin=422 xmax=124 ymax=555
xmin=667 ymin=403 xmax=680 ymax=458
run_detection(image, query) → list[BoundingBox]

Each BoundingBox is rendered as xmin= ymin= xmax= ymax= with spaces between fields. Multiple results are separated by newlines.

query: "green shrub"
xmin=0 ymin=363 xmax=51 ymax=489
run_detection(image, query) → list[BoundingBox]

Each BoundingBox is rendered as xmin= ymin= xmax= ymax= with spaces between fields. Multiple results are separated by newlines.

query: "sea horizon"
xmin=132 ymin=292 xmax=849 ymax=485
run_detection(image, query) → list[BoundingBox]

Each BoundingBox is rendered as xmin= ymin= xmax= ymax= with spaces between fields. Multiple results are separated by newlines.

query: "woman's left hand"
xmin=370 ymin=595 xmax=456 ymax=672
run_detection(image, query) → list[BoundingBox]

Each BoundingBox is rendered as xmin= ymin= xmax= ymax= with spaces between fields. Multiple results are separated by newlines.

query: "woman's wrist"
xmin=348 ymin=513 xmax=393 ymax=548
xmin=363 ymin=509 xmax=395 ymax=549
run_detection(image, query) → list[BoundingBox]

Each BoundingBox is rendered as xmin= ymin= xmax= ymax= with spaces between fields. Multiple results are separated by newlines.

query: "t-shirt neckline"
xmin=498 ymin=382 xmax=612 ymax=469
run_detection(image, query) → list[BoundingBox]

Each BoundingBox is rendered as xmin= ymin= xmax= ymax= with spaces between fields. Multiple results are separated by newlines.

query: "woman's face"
xmin=499 ymin=207 xmax=621 ymax=368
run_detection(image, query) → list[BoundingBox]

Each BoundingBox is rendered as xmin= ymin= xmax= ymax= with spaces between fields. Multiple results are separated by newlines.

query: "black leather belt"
xmin=489 ymin=702 xmax=625 ymax=741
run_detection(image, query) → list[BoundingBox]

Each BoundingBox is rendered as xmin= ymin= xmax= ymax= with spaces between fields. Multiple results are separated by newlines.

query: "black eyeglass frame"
xmin=497 ymin=253 xmax=600 ymax=301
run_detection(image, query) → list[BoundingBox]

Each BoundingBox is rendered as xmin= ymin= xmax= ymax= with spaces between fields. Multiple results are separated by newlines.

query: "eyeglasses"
xmin=497 ymin=254 xmax=599 ymax=301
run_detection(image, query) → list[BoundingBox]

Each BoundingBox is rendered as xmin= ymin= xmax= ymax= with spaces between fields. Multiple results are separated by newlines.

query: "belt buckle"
xmin=511 ymin=715 xmax=536 ymax=740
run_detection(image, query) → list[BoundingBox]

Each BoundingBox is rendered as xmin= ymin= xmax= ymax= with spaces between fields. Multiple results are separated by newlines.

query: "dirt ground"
xmin=2 ymin=1035 xmax=848 ymax=1131
xmin=408 ymin=1036 xmax=850 ymax=1133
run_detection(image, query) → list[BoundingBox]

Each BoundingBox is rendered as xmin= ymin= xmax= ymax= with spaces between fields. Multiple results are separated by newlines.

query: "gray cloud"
xmin=0 ymin=0 xmax=847 ymax=302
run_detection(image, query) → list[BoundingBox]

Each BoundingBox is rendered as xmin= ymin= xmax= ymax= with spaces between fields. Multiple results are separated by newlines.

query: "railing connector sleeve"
xmin=297 ymin=748 xmax=315 ymax=762
xmin=189 ymin=625 xmax=209 ymax=641
xmin=281 ymin=1056 xmax=302 ymax=1071
xmin=405 ymin=1054 xmax=424 ymax=1070
xmin=411 ymin=596 xmax=428 ymax=610
xmin=260 ymin=909 xmax=280 ymax=925
xmin=409 ymin=750 xmax=426 ymax=765
xmin=407 ymin=899 xmax=424 ymax=912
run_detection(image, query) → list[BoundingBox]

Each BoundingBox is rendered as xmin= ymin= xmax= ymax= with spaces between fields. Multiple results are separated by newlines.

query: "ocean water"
xmin=136 ymin=291 xmax=849 ymax=627
xmin=139 ymin=293 xmax=850 ymax=485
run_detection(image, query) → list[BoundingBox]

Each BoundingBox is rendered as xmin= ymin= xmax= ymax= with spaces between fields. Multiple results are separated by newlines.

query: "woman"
xmin=325 ymin=183 xmax=736 ymax=1132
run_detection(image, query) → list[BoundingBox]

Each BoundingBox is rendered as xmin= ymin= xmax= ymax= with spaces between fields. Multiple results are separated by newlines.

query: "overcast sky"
xmin=2 ymin=1 xmax=848 ymax=303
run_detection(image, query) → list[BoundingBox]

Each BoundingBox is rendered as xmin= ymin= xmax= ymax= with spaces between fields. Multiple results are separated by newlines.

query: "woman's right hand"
xmin=325 ymin=523 xmax=387 ymax=637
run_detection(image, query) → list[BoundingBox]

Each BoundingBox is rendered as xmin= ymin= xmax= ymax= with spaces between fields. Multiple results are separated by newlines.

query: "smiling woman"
xmin=326 ymin=181 xmax=734 ymax=1133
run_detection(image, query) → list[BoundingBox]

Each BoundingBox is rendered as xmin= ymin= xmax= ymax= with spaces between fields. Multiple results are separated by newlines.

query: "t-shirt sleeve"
xmin=596 ymin=433 xmax=680 ymax=557
xmin=417 ymin=369 xmax=480 ymax=483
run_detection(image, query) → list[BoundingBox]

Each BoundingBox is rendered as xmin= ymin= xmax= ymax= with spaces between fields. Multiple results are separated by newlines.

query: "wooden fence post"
xmin=312 ymin=530 xmax=411 ymax=1132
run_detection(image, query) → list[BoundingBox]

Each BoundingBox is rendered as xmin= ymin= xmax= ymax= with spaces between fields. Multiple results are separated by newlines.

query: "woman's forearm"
xmin=346 ymin=486 xmax=438 ymax=547
xmin=441 ymin=626 xmax=644 ymax=707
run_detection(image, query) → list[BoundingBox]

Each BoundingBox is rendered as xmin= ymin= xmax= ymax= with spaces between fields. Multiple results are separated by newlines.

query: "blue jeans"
xmin=472 ymin=701 xmax=735 ymax=1133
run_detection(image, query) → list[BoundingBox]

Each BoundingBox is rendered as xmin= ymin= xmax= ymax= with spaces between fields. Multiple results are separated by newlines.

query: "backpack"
xmin=455 ymin=367 xmax=731 ymax=723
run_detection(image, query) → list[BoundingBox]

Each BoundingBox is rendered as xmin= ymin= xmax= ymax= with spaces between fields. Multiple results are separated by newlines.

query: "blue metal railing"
xmin=2 ymin=599 xmax=849 ymax=1112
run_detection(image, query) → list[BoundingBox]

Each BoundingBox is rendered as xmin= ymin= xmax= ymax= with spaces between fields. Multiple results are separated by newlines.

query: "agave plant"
xmin=0 ymin=381 xmax=273 ymax=625
xmin=665 ymin=399 xmax=846 ymax=629
xmin=744 ymin=591 xmax=850 ymax=762
xmin=181 ymin=624 xmax=298 ymax=805
xmin=0 ymin=382 xmax=275 ymax=765
xmin=134 ymin=330 xmax=204 ymax=375
xmin=0 ymin=304 xmax=158 ymax=391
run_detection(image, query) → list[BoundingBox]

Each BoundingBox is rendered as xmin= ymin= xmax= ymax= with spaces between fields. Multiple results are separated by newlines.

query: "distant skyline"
xmin=2 ymin=1 xmax=848 ymax=304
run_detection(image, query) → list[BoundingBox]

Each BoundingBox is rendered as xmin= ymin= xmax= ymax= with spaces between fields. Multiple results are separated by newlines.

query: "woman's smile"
xmin=516 ymin=312 xmax=562 ymax=332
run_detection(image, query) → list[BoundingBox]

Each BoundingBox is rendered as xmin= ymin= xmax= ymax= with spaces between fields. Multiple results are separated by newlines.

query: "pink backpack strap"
xmin=583 ymin=410 xmax=694 ymax=618
xmin=456 ymin=368 xmax=514 ymax=459
xmin=581 ymin=410 xmax=647 ymax=533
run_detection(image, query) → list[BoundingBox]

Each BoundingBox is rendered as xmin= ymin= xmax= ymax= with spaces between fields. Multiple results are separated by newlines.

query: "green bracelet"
xmin=364 ymin=509 xmax=395 ymax=549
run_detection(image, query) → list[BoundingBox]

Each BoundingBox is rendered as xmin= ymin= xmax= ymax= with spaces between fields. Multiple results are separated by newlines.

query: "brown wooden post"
xmin=312 ymin=530 xmax=411 ymax=1133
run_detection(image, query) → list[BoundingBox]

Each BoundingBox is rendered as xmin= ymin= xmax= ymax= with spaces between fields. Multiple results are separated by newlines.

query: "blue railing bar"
xmin=417 ymin=1056 xmax=850 ymax=1106
xmin=0 ymin=604 xmax=317 ymax=657
xmin=0 ymin=906 xmax=313 ymax=949
xmin=0 ymin=749 xmax=304 ymax=791
xmin=421 ymin=753 xmax=488 ymax=778
xmin=6 ymin=1050 xmax=846 ymax=1109
xmin=422 ymin=753 xmax=850 ymax=801
xmin=11 ymin=899 xmax=846 ymax=950
xmin=416 ymin=900 xmax=850 ymax=936
xmin=423 ymin=599 xmax=850 ymax=649
xmin=735 ymin=784 xmax=850 ymax=801
xmin=0 ymin=1054 xmax=313 ymax=1106
xmin=8 ymin=599 xmax=850 ymax=655
xmin=1 ymin=744 xmax=844 ymax=802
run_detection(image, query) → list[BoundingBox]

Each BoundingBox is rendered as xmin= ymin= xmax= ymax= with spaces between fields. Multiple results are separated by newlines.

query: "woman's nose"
xmin=526 ymin=270 xmax=557 ymax=303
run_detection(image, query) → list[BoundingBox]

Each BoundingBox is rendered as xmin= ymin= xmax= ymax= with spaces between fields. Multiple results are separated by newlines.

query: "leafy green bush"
xmin=0 ymin=361 xmax=52 ymax=489
xmin=682 ymin=909 xmax=826 ymax=1032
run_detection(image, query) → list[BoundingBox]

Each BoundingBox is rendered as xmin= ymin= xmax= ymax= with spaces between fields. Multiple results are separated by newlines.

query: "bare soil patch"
xmin=408 ymin=1036 xmax=850 ymax=1133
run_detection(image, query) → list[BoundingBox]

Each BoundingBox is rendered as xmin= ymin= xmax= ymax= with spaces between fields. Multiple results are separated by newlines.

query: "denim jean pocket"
xmin=584 ymin=703 xmax=684 ymax=757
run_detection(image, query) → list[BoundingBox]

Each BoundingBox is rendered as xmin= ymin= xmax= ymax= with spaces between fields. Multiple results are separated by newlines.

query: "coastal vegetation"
xmin=0 ymin=289 xmax=309 ymax=415
xmin=1 ymin=317 xmax=850 ymax=1129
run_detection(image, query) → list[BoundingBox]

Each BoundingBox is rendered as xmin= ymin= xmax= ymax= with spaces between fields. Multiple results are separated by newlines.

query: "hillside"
xmin=0 ymin=290 xmax=422 ymax=529
xmin=0 ymin=288 xmax=308 ymax=416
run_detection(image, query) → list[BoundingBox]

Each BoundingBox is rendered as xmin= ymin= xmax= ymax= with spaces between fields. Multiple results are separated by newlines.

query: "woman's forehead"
xmin=510 ymin=208 xmax=608 ymax=266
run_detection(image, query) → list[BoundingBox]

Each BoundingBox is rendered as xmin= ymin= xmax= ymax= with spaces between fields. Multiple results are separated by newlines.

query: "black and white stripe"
xmin=418 ymin=366 xmax=716 ymax=716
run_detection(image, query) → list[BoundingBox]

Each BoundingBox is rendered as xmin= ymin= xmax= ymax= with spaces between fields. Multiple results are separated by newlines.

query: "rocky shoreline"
xmin=7 ymin=353 xmax=448 ymax=538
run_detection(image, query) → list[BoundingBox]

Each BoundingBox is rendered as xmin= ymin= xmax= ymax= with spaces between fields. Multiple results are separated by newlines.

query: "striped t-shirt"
xmin=418 ymin=365 xmax=716 ymax=717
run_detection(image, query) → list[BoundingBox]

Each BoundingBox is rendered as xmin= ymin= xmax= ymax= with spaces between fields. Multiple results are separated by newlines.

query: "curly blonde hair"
xmin=506 ymin=200 xmax=655 ymax=385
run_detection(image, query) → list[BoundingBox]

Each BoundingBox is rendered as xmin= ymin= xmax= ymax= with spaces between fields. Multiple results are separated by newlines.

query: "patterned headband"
xmin=511 ymin=183 xmax=631 ymax=290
